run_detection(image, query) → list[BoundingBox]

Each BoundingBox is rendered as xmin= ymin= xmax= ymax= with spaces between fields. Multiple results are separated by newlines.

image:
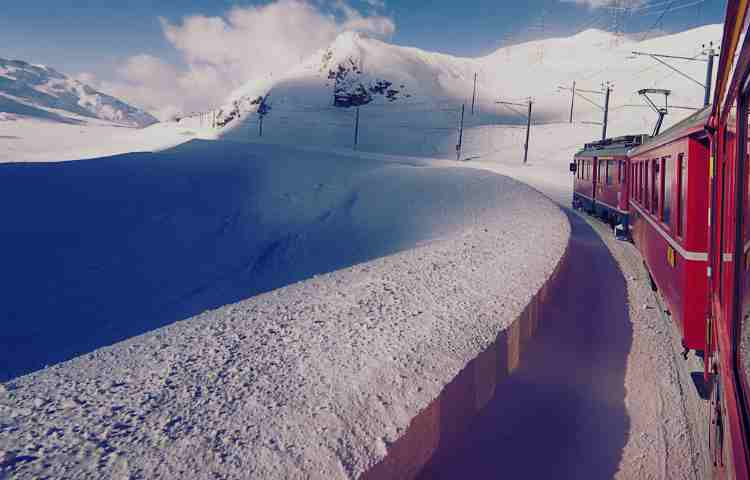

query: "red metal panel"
xmin=630 ymin=135 xmax=709 ymax=350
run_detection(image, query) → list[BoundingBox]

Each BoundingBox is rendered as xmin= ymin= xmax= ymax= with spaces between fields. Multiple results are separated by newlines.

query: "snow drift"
xmin=0 ymin=138 xmax=569 ymax=479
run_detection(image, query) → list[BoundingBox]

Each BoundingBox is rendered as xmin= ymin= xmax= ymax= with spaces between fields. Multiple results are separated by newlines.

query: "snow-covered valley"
xmin=0 ymin=22 xmax=722 ymax=480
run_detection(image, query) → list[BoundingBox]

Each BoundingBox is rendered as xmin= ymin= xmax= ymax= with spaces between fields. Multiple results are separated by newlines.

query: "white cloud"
xmin=87 ymin=0 xmax=395 ymax=120
xmin=561 ymin=0 xmax=643 ymax=8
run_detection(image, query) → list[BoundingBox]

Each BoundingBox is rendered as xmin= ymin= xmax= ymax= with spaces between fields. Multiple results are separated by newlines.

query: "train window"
xmin=607 ymin=160 xmax=615 ymax=185
xmin=663 ymin=156 xmax=673 ymax=226
xmin=644 ymin=161 xmax=649 ymax=209
xmin=599 ymin=160 xmax=605 ymax=185
xmin=636 ymin=162 xmax=640 ymax=202
xmin=677 ymin=154 xmax=685 ymax=237
xmin=639 ymin=162 xmax=643 ymax=202
xmin=630 ymin=163 xmax=634 ymax=196
xmin=651 ymin=159 xmax=659 ymax=215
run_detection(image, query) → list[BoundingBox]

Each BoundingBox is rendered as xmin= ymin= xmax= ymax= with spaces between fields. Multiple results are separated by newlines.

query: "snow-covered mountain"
xmin=0 ymin=58 xmax=158 ymax=127
xmin=216 ymin=25 xmax=723 ymax=157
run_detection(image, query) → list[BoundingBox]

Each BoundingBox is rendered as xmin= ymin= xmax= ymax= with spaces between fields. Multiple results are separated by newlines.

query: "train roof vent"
xmin=583 ymin=134 xmax=646 ymax=151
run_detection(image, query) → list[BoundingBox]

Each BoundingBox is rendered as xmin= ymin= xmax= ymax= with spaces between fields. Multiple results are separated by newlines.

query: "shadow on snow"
xmin=0 ymin=139 xmax=501 ymax=381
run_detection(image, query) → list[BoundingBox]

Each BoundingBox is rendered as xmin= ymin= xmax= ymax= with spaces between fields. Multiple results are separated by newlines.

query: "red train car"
xmin=572 ymin=135 xmax=643 ymax=231
xmin=705 ymin=1 xmax=750 ymax=476
xmin=628 ymin=107 xmax=711 ymax=352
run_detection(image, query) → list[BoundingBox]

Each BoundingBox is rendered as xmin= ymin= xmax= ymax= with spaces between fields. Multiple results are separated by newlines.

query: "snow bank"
xmin=0 ymin=116 xmax=217 ymax=163
xmin=0 ymin=140 xmax=569 ymax=479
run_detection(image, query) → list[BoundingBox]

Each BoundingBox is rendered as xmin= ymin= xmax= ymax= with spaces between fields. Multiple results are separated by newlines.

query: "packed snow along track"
xmin=0 ymin=142 xmax=568 ymax=479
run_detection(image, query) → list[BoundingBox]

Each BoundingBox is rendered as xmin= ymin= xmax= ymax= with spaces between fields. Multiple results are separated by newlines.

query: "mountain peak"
xmin=0 ymin=57 xmax=158 ymax=127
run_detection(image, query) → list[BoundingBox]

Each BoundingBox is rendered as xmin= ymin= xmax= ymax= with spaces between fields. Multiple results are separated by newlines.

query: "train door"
xmin=733 ymin=89 xmax=750 ymax=477
xmin=711 ymin=92 xmax=750 ymax=479
xmin=591 ymin=157 xmax=602 ymax=203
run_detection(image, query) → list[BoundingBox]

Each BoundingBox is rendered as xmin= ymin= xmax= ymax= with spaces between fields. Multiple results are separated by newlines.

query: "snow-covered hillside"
xmin=0 ymin=58 xmax=157 ymax=127
xmin=217 ymin=25 xmax=723 ymax=159
xmin=0 ymin=25 xmax=723 ymax=163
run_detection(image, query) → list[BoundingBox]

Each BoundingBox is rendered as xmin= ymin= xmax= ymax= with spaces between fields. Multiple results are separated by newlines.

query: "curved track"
xmin=419 ymin=209 xmax=633 ymax=478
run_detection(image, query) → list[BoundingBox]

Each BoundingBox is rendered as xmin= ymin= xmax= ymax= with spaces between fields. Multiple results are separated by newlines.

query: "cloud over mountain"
xmin=90 ymin=0 xmax=395 ymax=120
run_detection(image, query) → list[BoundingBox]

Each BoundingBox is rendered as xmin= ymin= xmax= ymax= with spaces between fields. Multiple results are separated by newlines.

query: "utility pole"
xmin=704 ymin=42 xmax=716 ymax=107
xmin=471 ymin=73 xmax=478 ymax=115
xmin=354 ymin=106 xmax=360 ymax=150
xmin=456 ymin=104 xmax=465 ymax=161
xmin=602 ymin=81 xmax=611 ymax=140
xmin=557 ymin=82 xmax=606 ymax=128
xmin=631 ymin=45 xmax=719 ymax=108
xmin=524 ymin=99 xmax=533 ymax=164
xmin=569 ymin=81 xmax=576 ymax=123
xmin=496 ymin=98 xmax=533 ymax=164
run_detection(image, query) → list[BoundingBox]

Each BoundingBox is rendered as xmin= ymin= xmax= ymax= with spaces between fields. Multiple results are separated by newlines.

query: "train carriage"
xmin=572 ymin=135 xmax=642 ymax=230
xmin=706 ymin=1 xmax=750 ymax=476
xmin=628 ymin=107 xmax=711 ymax=353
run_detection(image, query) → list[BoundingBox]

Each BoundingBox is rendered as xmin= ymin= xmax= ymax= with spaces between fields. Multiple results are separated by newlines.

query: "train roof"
xmin=628 ymin=105 xmax=711 ymax=157
xmin=574 ymin=134 xmax=646 ymax=158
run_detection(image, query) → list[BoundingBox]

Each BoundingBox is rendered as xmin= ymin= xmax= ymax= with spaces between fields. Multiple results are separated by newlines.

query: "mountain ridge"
xmin=0 ymin=58 xmax=158 ymax=128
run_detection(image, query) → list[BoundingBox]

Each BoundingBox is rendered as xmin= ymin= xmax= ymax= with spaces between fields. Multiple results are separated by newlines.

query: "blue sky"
xmin=1 ymin=0 xmax=725 ymax=79
xmin=0 ymin=0 xmax=726 ymax=117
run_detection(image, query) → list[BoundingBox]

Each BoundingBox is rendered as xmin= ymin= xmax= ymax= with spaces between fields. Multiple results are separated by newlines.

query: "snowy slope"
xmin=217 ymin=25 xmax=723 ymax=159
xmin=0 ymin=58 xmax=158 ymax=127
xmin=0 ymin=25 xmax=723 ymax=163
xmin=0 ymin=139 xmax=569 ymax=480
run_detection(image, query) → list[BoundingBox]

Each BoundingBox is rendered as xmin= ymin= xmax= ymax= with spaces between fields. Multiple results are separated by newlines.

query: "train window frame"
xmin=641 ymin=160 xmax=650 ymax=211
xmin=644 ymin=160 xmax=647 ymax=205
xmin=651 ymin=158 xmax=659 ymax=216
xmin=637 ymin=161 xmax=641 ymax=203
xmin=677 ymin=153 xmax=685 ymax=238
xmin=640 ymin=161 xmax=644 ymax=203
xmin=662 ymin=156 xmax=673 ymax=228
xmin=606 ymin=159 xmax=615 ymax=185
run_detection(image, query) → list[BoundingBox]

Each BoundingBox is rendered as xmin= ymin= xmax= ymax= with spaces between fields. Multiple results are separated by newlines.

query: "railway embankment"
xmin=0 ymin=170 xmax=569 ymax=480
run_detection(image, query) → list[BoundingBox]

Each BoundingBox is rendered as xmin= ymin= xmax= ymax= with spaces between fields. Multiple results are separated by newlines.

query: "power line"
xmin=640 ymin=0 xmax=678 ymax=41
xmin=641 ymin=0 xmax=707 ymax=17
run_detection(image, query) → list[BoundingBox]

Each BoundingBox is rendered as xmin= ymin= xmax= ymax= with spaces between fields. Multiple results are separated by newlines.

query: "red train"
xmin=572 ymin=135 xmax=641 ymax=233
xmin=570 ymin=1 xmax=750 ymax=476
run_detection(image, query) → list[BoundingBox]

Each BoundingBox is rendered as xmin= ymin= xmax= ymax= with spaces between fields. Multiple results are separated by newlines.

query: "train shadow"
xmin=418 ymin=209 xmax=633 ymax=479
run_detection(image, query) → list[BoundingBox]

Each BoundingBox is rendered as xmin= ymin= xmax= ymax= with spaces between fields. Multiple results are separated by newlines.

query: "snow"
xmin=0 ymin=58 xmax=157 ymax=127
xmin=450 ymin=123 xmax=710 ymax=479
xmin=216 ymin=25 xmax=723 ymax=158
xmin=0 ymin=117 xmax=217 ymax=162
xmin=0 ymin=139 xmax=569 ymax=479
xmin=0 ymin=22 xmax=721 ymax=479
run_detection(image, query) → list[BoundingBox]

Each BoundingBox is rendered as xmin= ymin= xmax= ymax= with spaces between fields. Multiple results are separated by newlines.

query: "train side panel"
xmin=630 ymin=136 xmax=709 ymax=350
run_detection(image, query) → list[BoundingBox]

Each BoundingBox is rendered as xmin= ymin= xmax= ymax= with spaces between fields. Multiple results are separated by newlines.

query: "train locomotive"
xmin=570 ymin=1 xmax=750 ymax=475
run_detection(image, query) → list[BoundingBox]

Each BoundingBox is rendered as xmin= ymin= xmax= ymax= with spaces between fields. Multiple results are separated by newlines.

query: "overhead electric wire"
xmin=640 ymin=0 xmax=678 ymax=41
xmin=641 ymin=0 xmax=707 ymax=16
